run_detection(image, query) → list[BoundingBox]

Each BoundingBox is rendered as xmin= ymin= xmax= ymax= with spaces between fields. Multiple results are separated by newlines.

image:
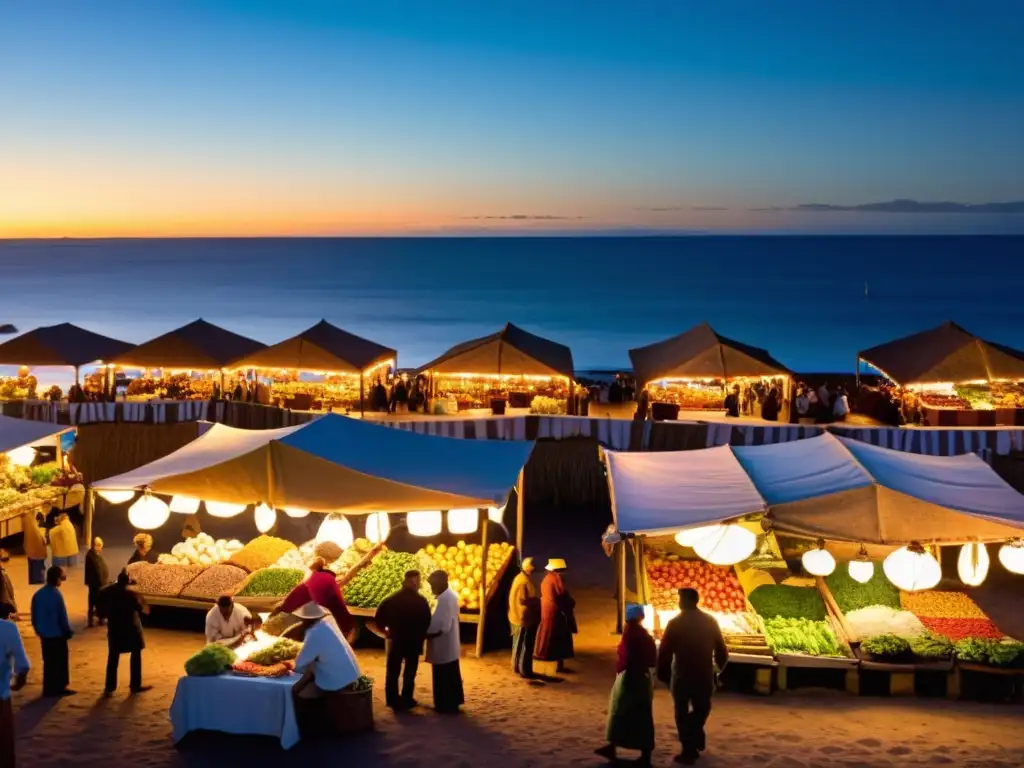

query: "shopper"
xmin=85 ymin=537 xmax=110 ymax=627
xmin=97 ymin=570 xmax=151 ymax=695
xmin=833 ymin=385 xmax=850 ymax=422
xmin=724 ymin=385 xmax=740 ymax=418
xmin=30 ymin=566 xmax=74 ymax=697
xmin=23 ymin=515 xmax=48 ymax=585
xmin=534 ymin=558 xmax=577 ymax=673
xmin=127 ymin=533 xmax=155 ymax=566
xmin=48 ymin=513 xmax=79 ymax=568
xmin=374 ymin=570 xmax=432 ymax=710
xmin=0 ymin=601 xmax=30 ymax=767
xmin=425 ymin=571 xmax=464 ymax=713
xmin=277 ymin=557 xmax=355 ymax=639
xmin=0 ymin=551 xmax=16 ymax=619
xmin=508 ymin=557 xmax=540 ymax=678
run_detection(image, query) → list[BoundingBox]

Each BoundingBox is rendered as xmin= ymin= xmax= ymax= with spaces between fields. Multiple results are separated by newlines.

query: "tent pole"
xmin=84 ymin=488 xmax=95 ymax=549
xmin=475 ymin=507 xmax=489 ymax=658
xmin=855 ymin=356 xmax=861 ymax=391
xmin=515 ymin=468 xmax=525 ymax=556
xmin=74 ymin=366 xmax=80 ymax=386
xmin=616 ymin=540 xmax=626 ymax=634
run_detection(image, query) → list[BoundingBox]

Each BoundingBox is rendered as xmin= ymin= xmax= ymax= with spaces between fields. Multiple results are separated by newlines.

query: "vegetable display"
xmin=235 ymin=568 xmax=305 ymax=598
xmin=763 ymin=617 xmax=845 ymax=657
xmin=343 ymin=549 xmax=438 ymax=608
xmin=861 ymin=634 xmax=910 ymax=658
xmin=262 ymin=612 xmax=301 ymax=637
xmin=245 ymin=638 xmax=302 ymax=666
xmin=825 ymin=564 xmax=900 ymax=613
xmin=907 ymin=632 xmax=953 ymax=660
xmin=900 ymin=591 xmax=986 ymax=619
xmin=954 ymin=638 xmax=1024 ymax=667
xmin=645 ymin=554 xmax=747 ymax=613
xmin=748 ymin=584 xmax=827 ymax=621
xmin=918 ymin=617 xmax=1005 ymax=642
xmin=329 ymin=538 xmax=376 ymax=576
xmin=158 ymin=533 xmax=243 ymax=566
xmin=126 ymin=563 xmax=206 ymax=596
xmin=422 ymin=540 xmax=514 ymax=610
xmin=228 ymin=535 xmax=297 ymax=573
xmin=345 ymin=674 xmax=374 ymax=692
xmin=185 ymin=644 xmax=237 ymax=676
xmin=179 ymin=563 xmax=248 ymax=600
xmin=844 ymin=606 xmax=926 ymax=639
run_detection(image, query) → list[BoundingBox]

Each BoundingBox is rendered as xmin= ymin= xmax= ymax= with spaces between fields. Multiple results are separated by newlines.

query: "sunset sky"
xmin=2 ymin=1 xmax=1023 ymax=236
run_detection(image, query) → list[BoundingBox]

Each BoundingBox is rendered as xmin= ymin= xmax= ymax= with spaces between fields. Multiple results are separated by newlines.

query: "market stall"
xmin=228 ymin=319 xmax=396 ymax=414
xmin=629 ymin=322 xmax=793 ymax=421
xmin=858 ymin=321 xmax=1024 ymax=427
xmin=417 ymin=323 xmax=576 ymax=416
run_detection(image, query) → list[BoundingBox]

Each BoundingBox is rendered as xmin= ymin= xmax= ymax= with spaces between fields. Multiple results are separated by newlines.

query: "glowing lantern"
xmin=957 ymin=542 xmax=990 ymax=587
xmin=848 ymin=547 xmax=874 ymax=584
xmin=447 ymin=508 xmax=479 ymax=535
xmin=407 ymin=510 xmax=442 ymax=537
xmin=674 ymin=525 xmax=723 ymax=549
xmin=254 ymin=503 xmax=277 ymax=534
xmin=883 ymin=542 xmax=941 ymax=592
xmin=998 ymin=539 xmax=1024 ymax=574
xmin=801 ymin=539 xmax=836 ymax=577
xmin=316 ymin=513 xmax=354 ymax=550
xmin=364 ymin=511 xmax=391 ymax=544
xmin=128 ymin=493 xmax=170 ymax=530
xmin=282 ymin=507 xmax=310 ymax=518
xmin=98 ymin=489 xmax=136 ymax=505
xmin=692 ymin=524 xmax=757 ymax=566
xmin=4 ymin=445 xmax=36 ymax=468
xmin=205 ymin=500 xmax=247 ymax=518
xmin=169 ymin=495 xmax=200 ymax=514
xmin=488 ymin=505 xmax=505 ymax=524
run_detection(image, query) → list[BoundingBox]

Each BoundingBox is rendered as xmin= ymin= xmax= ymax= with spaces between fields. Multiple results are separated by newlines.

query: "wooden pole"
xmin=84 ymin=488 xmax=95 ymax=549
xmin=475 ymin=508 xmax=489 ymax=658
xmin=616 ymin=539 xmax=627 ymax=634
xmin=515 ymin=468 xmax=525 ymax=557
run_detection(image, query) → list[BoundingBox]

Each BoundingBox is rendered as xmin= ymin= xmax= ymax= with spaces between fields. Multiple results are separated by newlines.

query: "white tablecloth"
xmin=170 ymin=673 xmax=301 ymax=749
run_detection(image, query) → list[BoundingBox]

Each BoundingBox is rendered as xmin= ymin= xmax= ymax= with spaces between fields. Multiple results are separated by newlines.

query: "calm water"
xmin=1 ymin=236 xmax=1022 ymax=384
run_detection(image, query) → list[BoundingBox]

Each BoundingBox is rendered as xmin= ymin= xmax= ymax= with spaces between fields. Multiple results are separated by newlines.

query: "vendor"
xmin=292 ymin=602 xmax=359 ymax=702
xmin=204 ymin=595 xmax=255 ymax=647
xmin=274 ymin=557 xmax=355 ymax=639
xmin=127 ymin=533 xmax=156 ymax=566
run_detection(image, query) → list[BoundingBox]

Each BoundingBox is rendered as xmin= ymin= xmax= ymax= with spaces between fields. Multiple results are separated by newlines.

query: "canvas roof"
xmin=93 ymin=413 xmax=534 ymax=512
xmin=111 ymin=319 xmax=266 ymax=370
xmin=0 ymin=415 xmax=73 ymax=455
xmin=629 ymin=322 xmax=791 ymax=387
xmin=858 ymin=321 xmax=1024 ymax=386
xmin=0 ymin=323 xmax=132 ymax=368
xmin=418 ymin=323 xmax=574 ymax=379
xmin=230 ymin=320 xmax=396 ymax=374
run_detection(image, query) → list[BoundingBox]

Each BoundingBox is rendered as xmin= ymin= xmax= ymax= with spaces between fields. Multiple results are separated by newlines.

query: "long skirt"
xmin=605 ymin=668 xmax=655 ymax=752
xmin=431 ymin=660 xmax=465 ymax=713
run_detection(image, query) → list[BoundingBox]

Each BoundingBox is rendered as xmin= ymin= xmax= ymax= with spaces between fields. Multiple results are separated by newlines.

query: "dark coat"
xmin=85 ymin=549 xmax=110 ymax=592
xmin=534 ymin=571 xmax=576 ymax=661
xmin=375 ymin=587 xmax=432 ymax=656
xmin=97 ymin=582 xmax=146 ymax=653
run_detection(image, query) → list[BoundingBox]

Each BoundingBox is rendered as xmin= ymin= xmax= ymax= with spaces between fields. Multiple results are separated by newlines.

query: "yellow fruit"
xmin=466 ymin=576 xmax=476 ymax=589
xmin=473 ymin=567 xmax=482 ymax=580
xmin=437 ymin=544 xmax=447 ymax=554
xmin=455 ymin=553 xmax=466 ymax=565
xmin=425 ymin=544 xmax=435 ymax=555
xmin=457 ymin=540 xmax=466 ymax=550
xmin=450 ymin=578 xmax=461 ymax=591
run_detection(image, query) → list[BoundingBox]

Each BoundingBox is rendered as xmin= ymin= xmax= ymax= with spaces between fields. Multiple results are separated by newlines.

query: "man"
xmin=127 ymin=533 xmax=156 ymax=566
xmin=292 ymin=602 xmax=359 ymax=701
xmin=657 ymin=588 xmax=729 ymax=765
xmin=205 ymin=595 xmax=254 ymax=647
xmin=30 ymin=566 xmax=73 ymax=697
xmin=278 ymin=557 xmax=355 ymax=639
xmin=97 ymin=570 xmax=151 ymax=695
xmin=0 ymin=602 xmax=30 ymax=767
xmin=508 ymin=557 xmax=539 ymax=678
xmin=0 ymin=551 xmax=16 ymax=619
xmin=724 ymin=385 xmax=740 ymax=418
xmin=374 ymin=570 xmax=431 ymax=710
xmin=85 ymin=537 xmax=110 ymax=627
xmin=425 ymin=571 xmax=463 ymax=713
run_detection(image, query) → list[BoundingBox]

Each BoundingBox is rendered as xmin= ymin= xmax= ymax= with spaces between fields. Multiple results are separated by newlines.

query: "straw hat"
xmin=291 ymin=601 xmax=327 ymax=621
xmin=546 ymin=558 xmax=567 ymax=571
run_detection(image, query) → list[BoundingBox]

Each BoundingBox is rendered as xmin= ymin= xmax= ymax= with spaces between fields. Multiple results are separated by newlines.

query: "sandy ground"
xmin=6 ymin=533 xmax=1024 ymax=768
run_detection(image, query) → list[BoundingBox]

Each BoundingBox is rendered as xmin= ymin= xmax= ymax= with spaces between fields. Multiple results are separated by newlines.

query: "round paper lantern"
xmin=692 ymin=524 xmax=757 ymax=566
xmin=883 ymin=543 xmax=941 ymax=592
xmin=98 ymin=489 xmax=136 ymax=505
xmin=254 ymin=503 xmax=277 ymax=534
xmin=998 ymin=540 xmax=1024 ymax=574
xmin=316 ymin=513 xmax=354 ymax=550
xmin=407 ymin=510 xmax=442 ymax=537
xmin=128 ymin=493 xmax=170 ymax=530
xmin=169 ymin=495 xmax=200 ymax=515
xmin=848 ymin=558 xmax=874 ymax=584
xmin=957 ymin=542 xmax=990 ymax=587
xmin=674 ymin=525 xmax=723 ymax=549
xmin=801 ymin=540 xmax=836 ymax=577
xmin=447 ymin=508 xmax=479 ymax=535
xmin=205 ymin=500 xmax=247 ymax=518
xmin=282 ymin=507 xmax=310 ymax=519
xmin=488 ymin=505 xmax=505 ymax=524
xmin=365 ymin=511 xmax=391 ymax=544
xmin=4 ymin=445 xmax=36 ymax=468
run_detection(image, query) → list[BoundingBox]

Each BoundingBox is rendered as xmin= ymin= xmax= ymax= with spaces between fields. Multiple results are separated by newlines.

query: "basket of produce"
xmin=228 ymin=535 xmax=297 ymax=573
xmin=185 ymin=644 xmax=237 ymax=677
xmin=326 ymin=675 xmax=375 ymax=735
xmin=179 ymin=563 xmax=248 ymax=601
xmin=126 ymin=563 xmax=206 ymax=597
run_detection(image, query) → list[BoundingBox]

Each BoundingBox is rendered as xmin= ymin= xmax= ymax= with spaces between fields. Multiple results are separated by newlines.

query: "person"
xmin=374 ymin=570 xmax=432 ymax=710
xmin=390 ymin=378 xmax=408 ymax=414
xmin=534 ymin=558 xmax=577 ymax=673
xmin=0 ymin=551 xmax=16 ymax=620
xmin=657 ymin=588 xmax=729 ymax=765
xmin=180 ymin=514 xmax=201 ymax=540
xmin=205 ymin=594 xmax=254 ymax=647
xmin=760 ymin=386 xmax=780 ymax=421
xmin=277 ymin=557 xmax=355 ymax=639
xmin=817 ymin=381 xmax=832 ymax=417
xmin=508 ymin=557 xmax=539 ymax=678
xmin=795 ymin=385 xmax=811 ymax=423
xmin=595 ymin=604 xmax=658 ymax=766
xmin=30 ymin=566 xmax=74 ymax=697
xmin=85 ymin=537 xmax=110 ymax=627
xmin=0 ymin=601 xmax=30 ymax=767
xmin=291 ymin=602 xmax=360 ymax=701
xmin=723 ymin=385 xmax=740 ymax=418
xmin=833 ymin=385 xmax=850 ymax=422
xmin=425 ymin=571 xmax=464 ymax=713
xmin=23 ymin=514 xmax=48 ymax=585
xmin=97 ymin=570 xmax=151 ymax=695
xmin=127 ymin=533 xmax=155 ymax=566
xmin=48 ymin=513 xmax=79 ymax=568
xmin=372 ymin=379 xmax=388 ymax=412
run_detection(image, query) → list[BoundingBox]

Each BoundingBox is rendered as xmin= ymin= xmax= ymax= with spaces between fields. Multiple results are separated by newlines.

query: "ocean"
xmin=1 ymin=236 xmax=1023 ymax=387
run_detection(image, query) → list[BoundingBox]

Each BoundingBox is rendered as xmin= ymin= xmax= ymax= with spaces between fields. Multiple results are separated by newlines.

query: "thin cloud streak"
xmin=634 ymin=206 xmax=730 ymax=212
xmin=747 ymin=199 xmax=1024 ymax=214
xmin=462 ymin=214 xmax=586 ymax=221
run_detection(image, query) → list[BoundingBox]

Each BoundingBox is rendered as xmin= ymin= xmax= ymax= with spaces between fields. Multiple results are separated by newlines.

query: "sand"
xmin=6 ymin=535 xmax=1024 ymax=768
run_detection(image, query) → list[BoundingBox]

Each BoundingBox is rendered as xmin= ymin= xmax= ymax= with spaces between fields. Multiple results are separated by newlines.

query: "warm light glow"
xmin=254 ymin=502 xmax=277 ymax=534
xmin=128 ymin=493 xmax=170 ymax=530
xmin=4 ymin=446 xmax=36 ymax=468
xmin=674 ymin=525 xmax=724 ymax=549
xmin=205 ymin=500 xmax=248 ymax=518
xmin=364 ymin=511 xmax=391 ymax=544
xmin=407 ymin=510 xmax=442 ymax=537
xmin=447 ymin=508 xmax=479 ymax=535
xmin=692 ymin=524 xmax=757 ymax=566
xmin=998 ymin=540 xmax=1024 ymax=574
xmin=169 ymin=495 xmax=200 ymax=515
xmin=488 ymin=504 xmax=505 ymax=524
xmin=883 ymin=543 xmax=941 ymax=592
xmin=282 ymin=507 xmax=310 ymax=518
xmin=641 ymin=604 xmax=655 ymax=633
xmin=316 ymin=513 xmax=354 ymax=550
xmin=98 ymin=489 xmax=136 ymax=505
xmin=957 ymin=542 xmax=990 ymax=587
xmin=801 ymin=540 xmax=836 ymax=577
xmin=848 ymin=559 xmax=874 ymax=584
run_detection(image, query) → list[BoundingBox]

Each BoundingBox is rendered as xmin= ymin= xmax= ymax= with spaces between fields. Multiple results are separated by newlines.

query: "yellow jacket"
xmin=507 ymin=571 xmax=538 ymax=626
xmin=23 ymin=515 xmax=48 ymax=560
xmin=49 ymin=519 xmax=79 ymax=558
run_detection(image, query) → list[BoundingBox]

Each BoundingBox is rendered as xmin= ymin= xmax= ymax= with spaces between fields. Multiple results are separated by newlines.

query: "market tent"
xmin=629 ymin=322 xmax=791 ymax=388
xmin=110 ymin=319 xmax=266 ymax=370
xmin=0 ymin=323 xmax=132 ymax=367
xmin=858 ymin=321 xmax=1024 ymax=386
xmin=92 ymin=413 xmax=534 ymax=512
xmin=229 ymin=320 xmax=396 ymax=374
xmin=605 ymin=445 xmax=766 ymax=537
xmin=0 ymin=414 xmax=73 ymax=455
xmin=418 ymin=323 xmax=574 ymax=379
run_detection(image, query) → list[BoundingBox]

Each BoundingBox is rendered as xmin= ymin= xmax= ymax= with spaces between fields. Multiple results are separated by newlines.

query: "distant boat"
xmin=864 ymin=281 xmax=869 ymax=300
xmin=0 ymin=324 xmax=17 ymax=334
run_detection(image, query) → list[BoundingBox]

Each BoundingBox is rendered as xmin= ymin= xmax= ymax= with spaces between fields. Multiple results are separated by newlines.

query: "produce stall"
xmin=0 ymin=322 xmax=132 ymax=392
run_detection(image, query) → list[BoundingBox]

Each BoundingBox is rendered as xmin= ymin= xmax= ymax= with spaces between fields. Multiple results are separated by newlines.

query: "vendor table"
xmin=170 ymin=672 xmax=301 ymax=749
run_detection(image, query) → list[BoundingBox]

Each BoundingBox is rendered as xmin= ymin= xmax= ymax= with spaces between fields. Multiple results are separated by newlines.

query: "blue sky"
xmin=1 ymin=0 xmax=1023 ymax=235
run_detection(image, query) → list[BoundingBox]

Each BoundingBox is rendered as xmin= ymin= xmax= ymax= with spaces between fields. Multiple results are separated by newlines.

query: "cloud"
xmin=633 ymin=206 xmax=729 ymax=212
xmin=748 ymin=199 xmax=1024 ymax=214
xmin=462 ymin=214 xmax=585 ymax=221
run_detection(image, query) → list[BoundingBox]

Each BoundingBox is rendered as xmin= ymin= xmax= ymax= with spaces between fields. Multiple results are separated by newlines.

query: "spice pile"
xmin=228 ymin=535 xmax=297 ymax=572
xmin=900 ymin=590 xmax=1005 ymax=642
xmin=179 ymin=563 xmax=248 ymax=600
xmin=126 ymin=563 xmax=206 ymax=596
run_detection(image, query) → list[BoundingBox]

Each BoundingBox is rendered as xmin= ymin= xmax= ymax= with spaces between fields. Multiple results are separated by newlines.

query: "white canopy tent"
xmin=0 ymin=414 xmax=74 ymax=456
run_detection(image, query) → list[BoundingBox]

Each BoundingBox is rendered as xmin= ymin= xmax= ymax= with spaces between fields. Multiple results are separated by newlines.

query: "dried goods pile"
xmin=343 ymin=549 xmax=438 ymax=609
xmin=126 ymin=563 xmax=206 ymax=596
xmin=421 ymin=540 xmax=514 ymax=610
xmin=763 ymin=617 xmax=845 ymax=657
xmin=245 ymin=638 xmax=302 ymax=665
xmin=179 ymin=563 xmax=248 ymax=600
xmin=184 ymin=644 xmax=237 ymax=676
xmin=900 ymin=590 xmax=1006 ymax=642
xmin=261 ymin=612 xmax=301 ymax=637
xmin=235 ymin=568 xmax=305 ymax=598
xmin=157 ymin=533 xmax=242 ymax=566
xmin=228 ymin=535 xmax=296 ymax=572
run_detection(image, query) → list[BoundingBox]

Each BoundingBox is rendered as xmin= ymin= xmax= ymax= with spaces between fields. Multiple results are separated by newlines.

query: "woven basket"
xmin=326 ymin=686 xmax=374 ymax=734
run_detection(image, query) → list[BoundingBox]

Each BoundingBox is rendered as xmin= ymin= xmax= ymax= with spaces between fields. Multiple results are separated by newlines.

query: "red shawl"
xmin=617 ymin=622 xmax=657 ymax=674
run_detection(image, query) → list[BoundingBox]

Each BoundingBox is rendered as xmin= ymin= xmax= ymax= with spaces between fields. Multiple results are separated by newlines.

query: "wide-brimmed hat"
xmin=546 ymin=558 xmax=567 ymax=571
xmin=291 ymin=601 xmax=327 ymax=621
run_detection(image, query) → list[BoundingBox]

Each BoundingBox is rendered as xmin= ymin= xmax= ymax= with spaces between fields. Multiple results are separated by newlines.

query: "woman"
xmin=596 ymin=604 xmax=658 ymax=766
xmin=760 ymin=387 xmax=780 ymax=422
xmin=49 ymin=514 xmax=79 ymax=568
xmin=275 ymin=557 xmax=355 ymax=639
xmin=127 ymin=533 xmax=155 ymax=566
xmin=534 ymin=558 xmax=577 ymax=673
xmin=85 ymin=537 xmax=110 ymax=627
xmin=833 ymin=385 xmax=850 ymax=422
xmin=23 ymin=515 xmax=48 ymax=585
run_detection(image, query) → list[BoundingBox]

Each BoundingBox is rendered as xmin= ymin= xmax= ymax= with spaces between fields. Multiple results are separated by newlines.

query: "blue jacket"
xmin=31 ymin=586 xmax=71 ymax=640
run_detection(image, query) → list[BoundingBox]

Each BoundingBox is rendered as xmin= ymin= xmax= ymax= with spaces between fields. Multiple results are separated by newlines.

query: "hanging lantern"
xmin=169 ymin=495 xmax=200 ymax=515
xmin=957 ymin=542 xmax=990 ymax=587
xmin=674 ymin=525 xmax=723 ymax=549
xmin=488 ymin=505 xmax=505 ymax=524
xmin=128 ymin=492 xmax=170 ymax=530
xmin=316 ymin=513 xmax=354 ymax=550
xmin=365 ymin=511 xmax=391 ymax=544
xmin=692 ymin=524 xmax=757 ymax=566
xmin=801 ymin=539 xmax=836 ymax=577
xmin=254 ymin=503 xmax=277 ymax=534
xmin=4 ymin=445 xmax=36 ymax=468
xmin=447 ymin=508 xmax=479 ymax=535
xmin=407 ymin=510 xmax=442 ymax=537
xmin=282 ymin=507 xmax=310 ymax=519
xmin=848 ymin=546 xmax=874 ymax=584
xmin=205 ymin=500 xmax=247 ymax=518
xmin=98 ymin=489 xmax=136 ymax=505
xmin=883 ymin=542 xmax=941 ymax=592
xmin=998 ymin=539 xmax=1024 ymax=574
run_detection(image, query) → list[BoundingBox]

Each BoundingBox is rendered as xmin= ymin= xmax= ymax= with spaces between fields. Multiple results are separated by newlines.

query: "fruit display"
xmin=421 ymin=540 xmax=515 ymax=611
xmin=529 ymin=395 xmax=563 ymax=415
xmin=245 ymin=638 xmax=302 ymax=666
xmin=748 ymin=584 xmax=828 ymax=621
xmin=328 ymin=538 xmax=376 ymax=577
xmin=274 ymin=540 xmax=316 ymax=571
xmin=228 ymin=535 xmax=297 ymax=573
xmin=342 ymin=549 xmax=438 ymax=609
xmin=899 ymin=590 xmax=1008 ymax=642
xmin=234 ymin=568 xmax=305 ymax=598
xmin=179 ymin=563 xmax=248 ymax=600
xmin=917 ymin=617 xmax=1005 ymax=642
xmin=126 ymin=562 xmax=206 ymax=596
xmin=231 ymin=660 xmax=296 ymax=677
xmin=648 ymin=383 xmax=725 ymax=410
xmin=825 ymin=564 xmax=901 ymax=613
xmin=645 ymin=555 xmax=747 ymax=613
xmin=764 ymin=617 xmax=845 ymax=657
xmin=954 ymin=638 xmax=1024 ymax=667
xmin=185 ymin=644 xmax=237 ymax=676
xmin=158 ymin=533 xmax=243 ymax=566
xmin=918 ymin=393 xmax=969 ymax=409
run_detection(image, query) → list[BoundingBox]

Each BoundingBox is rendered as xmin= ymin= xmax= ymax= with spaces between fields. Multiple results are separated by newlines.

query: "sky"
xmin=1 ymin=0 xmax=1023 ymax=236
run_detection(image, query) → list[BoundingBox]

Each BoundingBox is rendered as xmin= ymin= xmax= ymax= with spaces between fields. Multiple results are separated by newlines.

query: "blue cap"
xmin=625 ymin=603 xmax=645 ymax=622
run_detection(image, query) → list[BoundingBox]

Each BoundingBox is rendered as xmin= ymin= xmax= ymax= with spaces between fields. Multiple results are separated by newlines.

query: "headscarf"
xmin=625 ymin=603 xmax=645 ymax=623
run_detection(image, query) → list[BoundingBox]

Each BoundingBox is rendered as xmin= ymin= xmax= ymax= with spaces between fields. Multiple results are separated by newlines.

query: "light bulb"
xmin=883 ymin=543 xmax=941 ymax=592
xmin=4 ymin=446 xmax=36 ymax=468
xmin=848 ymin=559 xmax=874 ymax=584
xmin=282 ymin=507 xmax=310 ymax=518
xmin=98 ymin=489 xmax=136 ymax=505
xmin=407 ymin=510 xmax=442 ymax=537
xmin=254 ymin=503 xmax=277 ymax=534
xmin=488 ymin=505 xmax=505 ymax=524
xmin=364 ymin=511 xmax=391 ymax=544
xmin=998 ymin=539 xmax=1024 ymax=575
xmin=801 ymin=540 xmax=836 ymax=577
xmin=169 ymin=495 xmax=200 ymax=514
xmin=316 ymin=513 xmax=354 ymax=550
xmin=692 ymin=524 xmax=757 ymax=566
xmin=128 ymin=493 xmax=170 ymax=530
xmin=674 ymin=525 xmax=723 ymax=549
xmin=957 ymin=542 xmax=990 ymax=587
xmin=205 ymin=500 xmax=247 ymax=518
xmin=447 ymin=508 xmax=479 ymax=535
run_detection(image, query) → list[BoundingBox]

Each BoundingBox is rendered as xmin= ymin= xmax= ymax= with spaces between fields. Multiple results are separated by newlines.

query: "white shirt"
xmin=293 ymin=615 xmax=360 ymax=692
xmin=0 ymin=618 xmax=30 ymax=700
xmin=426 ymin=588 xmax=461 ymax=665
xmin=834 ymin=394 xmax=850 ymax=417
xmin=205 ymin=603 xmax=252 ymax=645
